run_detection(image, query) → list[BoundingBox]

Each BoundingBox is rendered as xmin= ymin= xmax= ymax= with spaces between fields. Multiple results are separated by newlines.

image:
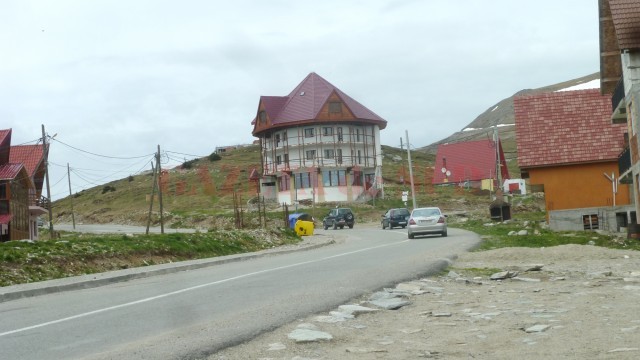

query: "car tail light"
xmin=409 ymin=218 xmax=416 ymax=225
xmin=437 ymin=216 xmax=445 ymax=224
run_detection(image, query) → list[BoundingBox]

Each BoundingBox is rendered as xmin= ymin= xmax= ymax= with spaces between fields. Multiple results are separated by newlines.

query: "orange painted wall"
xmin=528 ymin=161 xmax=630 ymax=212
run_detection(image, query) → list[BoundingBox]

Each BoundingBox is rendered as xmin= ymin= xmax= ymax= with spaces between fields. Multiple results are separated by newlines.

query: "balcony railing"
xmin=611 ymin=75 xmax=627 ymax=124
xmin=618 ymin=146 xmax=632 ymax=184
xmin=30 ymin=194 xmax=50 ymax=210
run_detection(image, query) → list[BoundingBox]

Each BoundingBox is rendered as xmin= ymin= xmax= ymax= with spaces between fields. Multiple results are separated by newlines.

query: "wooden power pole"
xmin=157 ymin=145 xmax=165 ymax=234
xmin=41 ymin=125 xmax=54 ymax=238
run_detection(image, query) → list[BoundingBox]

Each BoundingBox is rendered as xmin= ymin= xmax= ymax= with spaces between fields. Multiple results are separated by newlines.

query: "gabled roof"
xmin=514 ymin=89 xmax=626 ymax=169
xmin=609 ymin=0 xmax=640 ymax=50
xmin=432 ymin=139 xmax=509 ymax=184
xmin=252 ymin=72 xmax=387 ymax=134
xmin=9 ymin=145 xmax=45 ymax=177
xmin=0 ymin=129 xmax=12 ymax=165
xmin=0 ymin=163 xmax=24 ymax=180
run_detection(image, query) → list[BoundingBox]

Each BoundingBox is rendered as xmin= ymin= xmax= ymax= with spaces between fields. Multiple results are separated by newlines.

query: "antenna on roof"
xmin=300 ymin=91 xmax=305 ymax=96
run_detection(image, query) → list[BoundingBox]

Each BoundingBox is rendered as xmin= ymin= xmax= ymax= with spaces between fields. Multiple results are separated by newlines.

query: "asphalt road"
xmin=0 ymin=226 xmax=479 ymax=360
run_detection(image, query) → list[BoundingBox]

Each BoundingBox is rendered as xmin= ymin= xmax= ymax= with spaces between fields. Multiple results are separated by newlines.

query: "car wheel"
xmin=323 ymin=222 xmax=329 ymax=230
xmin=340 ymin=225 xmax=344 ymax=229
xmin=442 ymin=230 xmax=448 ymax=237
xmin=333 ymin=221 xmax=338 ymax=230
xmin=381 ymin=222 xmax=385 ymax=229
xmin=348 ymin=224 xmax=353 ymax=229
xmin=408 ymin=232 xmax=415 ymax=239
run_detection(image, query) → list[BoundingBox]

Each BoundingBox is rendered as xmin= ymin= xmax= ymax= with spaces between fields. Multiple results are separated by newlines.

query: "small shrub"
xmin=208 ymin=152 xmax=221 ymax=162
xmin=102 ymin=185 xmax=116 ymax=194
xmin=182 ymin=159 xmax=197 ymax=169
xmin=128 ymin=175 xmax=134 ymax=182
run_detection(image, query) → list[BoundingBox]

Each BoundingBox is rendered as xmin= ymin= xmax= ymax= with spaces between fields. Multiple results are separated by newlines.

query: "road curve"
xmin=0 ymin=225 xmax=479 ymax=360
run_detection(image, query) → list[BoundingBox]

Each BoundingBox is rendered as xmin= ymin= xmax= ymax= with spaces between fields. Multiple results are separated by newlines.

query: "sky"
xmin=1 ymin=0 xmax=600 ymax=200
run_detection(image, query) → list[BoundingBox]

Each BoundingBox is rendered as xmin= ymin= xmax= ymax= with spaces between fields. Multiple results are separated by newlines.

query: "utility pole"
xmin=41 ymin=125 xmax=54 ymax=238
xmin=157 ymin=145 xmax=165 ymax=234
xmin=145 ymin=161 xmax=157 ymax=235
xmin=399 ymin=137 xmax=406 ymax=185
xmin=67 ymin=163 xmax=75 ymax=229
xmin=405 ymin=130 xmax=417 ymax=209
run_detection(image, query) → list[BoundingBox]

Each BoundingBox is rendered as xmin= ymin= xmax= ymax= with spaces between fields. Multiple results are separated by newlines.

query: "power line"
xmin=51 ymin=137 xmax=155 ymax=160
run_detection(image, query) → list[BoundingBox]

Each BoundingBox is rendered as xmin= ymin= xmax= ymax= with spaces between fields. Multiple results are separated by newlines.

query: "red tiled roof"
xmin=9 ymin=145 xmax=44 ymax=177
xmin=609 ymin=0 xmax=640 ymax=50
xmin=254 ymin=73 xmax=387 ymax=132
xmin=0 ymin=163 xmax=24 ymax=180
xmin=433 ymin=139 xmax=509 ymax=184
xmin=514 ymin=89 xmax=626 ymax=168
xmin=0 ymin=214 xmax=12 ymax=224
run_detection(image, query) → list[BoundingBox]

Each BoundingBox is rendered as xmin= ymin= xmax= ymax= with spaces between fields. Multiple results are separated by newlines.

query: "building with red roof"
xmin=251 ymin=73 xmax=387 ymax=204
xmin=432 ymin=139 xmax=509 ymax=188
xmin=0 ymin=128 xmax=48 ymax=241
xmin=514 ymin=89 xmax=631 ymax=231
xmin=599 ymin=0 xmax=640 ymax=227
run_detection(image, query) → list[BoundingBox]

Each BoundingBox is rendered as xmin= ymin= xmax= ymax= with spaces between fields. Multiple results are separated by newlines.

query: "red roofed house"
xmin=432 ymin=139 xmax=509 ymax=189
xmin=0 ymin=129 xmax=48 ymax=241
xmin=599 ymin=0 xmax=640 ymax=228
xmin=251 ymin=73 xmax=387 ymax=204
xmin=514 ymin=89 xmax=632 ymax=231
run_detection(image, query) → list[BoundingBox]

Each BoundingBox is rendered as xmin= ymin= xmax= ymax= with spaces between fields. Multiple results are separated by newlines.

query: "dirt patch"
xmin=209 ymin=244 xmax=640 ymax=359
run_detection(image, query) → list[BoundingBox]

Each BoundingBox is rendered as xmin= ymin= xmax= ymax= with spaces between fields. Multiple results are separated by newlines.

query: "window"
xmin=329 ymin=101 xmax=342 ymax=113
xmin=0 ymin=183 xmax=6 ymax=200
xmin=323 ymin=170 xmax=346 ymax=187
xmin=295 ymin=172 xmax=311 ymax=189
xmin=306 ymin=150 xmax=316 ymax=160
xmin=284 ymin=153 xmax=289 ymax=165
xmin=279 ymin=174 xmax=290 ymax=191
xmin=324 ymin=149 xmax=334 ymax=159
xmin=357 ymin=150 xmax=362 ymax=164
xmin=583 ymin=214 xmax=599 ymax=230
xmin=322 ymin=127 xmax=333 ymax=136
xmin=337 ymin=127 xmax=343 ymax=141
xmin=276 ymin=155 xmax=282 ymax=165
xmin=356 ymin=128 xmax=362 ymax=142
xmin=259 ymin=111 xmax=267 ymax=123
xmin=275 ymin=133 xmax=281 ymax=147
xmin=336 ymin=149 xmax=343 ymax=164
xmin=352 ymin=170 xmax=363 ymax=186
xmin=304 ymin=128 xmax=315 ymax=138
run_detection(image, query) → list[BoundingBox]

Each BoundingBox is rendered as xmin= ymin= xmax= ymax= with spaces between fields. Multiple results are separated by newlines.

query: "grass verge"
xmin=0 ymin=228 xmax=301 ymax=287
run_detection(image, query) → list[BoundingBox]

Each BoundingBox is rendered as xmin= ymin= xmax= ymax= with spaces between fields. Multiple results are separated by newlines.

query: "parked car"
xmin=323 ymin=208 xmax=355 ymax=230
xmin=381 ymin=208 xmax=410 ymax=229
xmin=407 ymin=207 xmax=447 ymax=238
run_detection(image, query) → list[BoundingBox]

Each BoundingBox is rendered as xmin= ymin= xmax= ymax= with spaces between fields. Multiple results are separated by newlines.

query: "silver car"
xmin=407 ymin=207 xmax=447 ymax=238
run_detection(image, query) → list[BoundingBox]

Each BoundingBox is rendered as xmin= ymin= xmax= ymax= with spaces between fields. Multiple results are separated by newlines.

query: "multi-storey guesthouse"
xmin=251 ymin=73 xmax=387 ymax=205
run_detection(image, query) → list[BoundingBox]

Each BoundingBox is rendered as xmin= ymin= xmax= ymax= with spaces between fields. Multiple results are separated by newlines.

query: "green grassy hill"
xmin=52 ymin=144 xmax=452 ymax=228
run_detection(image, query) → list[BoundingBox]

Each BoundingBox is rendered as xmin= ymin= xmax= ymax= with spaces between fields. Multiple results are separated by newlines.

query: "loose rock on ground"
xmin=210 ymin=244 xmax=640 ymax=359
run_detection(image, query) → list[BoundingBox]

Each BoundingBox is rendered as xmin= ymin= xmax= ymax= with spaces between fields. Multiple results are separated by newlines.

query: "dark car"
xmin=323 ymin=208 xmax=355 ymax=230
xmin=381 ymin=208 xmax=410 ymax=229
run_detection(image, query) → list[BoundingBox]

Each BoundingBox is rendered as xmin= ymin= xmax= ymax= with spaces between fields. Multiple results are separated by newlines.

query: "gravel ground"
xmin=207 ymin=243 xmax=640 ymax=360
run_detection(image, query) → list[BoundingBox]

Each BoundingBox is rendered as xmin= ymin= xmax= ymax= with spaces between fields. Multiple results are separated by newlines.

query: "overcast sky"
xmin=1 ymin=0 xmax=599 ymax=200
